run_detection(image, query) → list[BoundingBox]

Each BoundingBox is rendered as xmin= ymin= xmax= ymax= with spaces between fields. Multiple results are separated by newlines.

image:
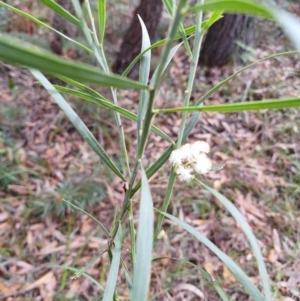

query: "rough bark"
xmin=112 ymin=0 xmax=163 ymax=79
xmin=199 ymin=14 xmax=254 ymax=67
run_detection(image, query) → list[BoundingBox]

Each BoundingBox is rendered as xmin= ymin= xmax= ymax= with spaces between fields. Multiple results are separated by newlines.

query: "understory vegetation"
xmin=0 ymin=0 xmax=299 ymax=300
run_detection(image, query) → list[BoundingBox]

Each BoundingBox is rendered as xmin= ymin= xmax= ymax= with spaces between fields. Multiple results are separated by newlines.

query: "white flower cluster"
xmin=169 ymin=141 xmax=212 ymax=182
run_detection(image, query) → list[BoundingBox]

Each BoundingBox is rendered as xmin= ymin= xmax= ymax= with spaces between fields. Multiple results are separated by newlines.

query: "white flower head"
xmin=176 ymin=166 xmax=194 ymax=182
xmin=193 ymin=153 xmax=212 ymax=174
xmin=179 ymin=143 xmax=194 ymax=161
xmin=191 ymin=141 xmax=210 ymax=158
xmin=169 ymin=149 xmax=184 ymax=166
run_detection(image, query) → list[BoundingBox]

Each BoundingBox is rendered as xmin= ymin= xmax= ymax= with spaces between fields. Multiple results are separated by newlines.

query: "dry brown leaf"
xmin=26 ymin=230 xmax=34 ymax=252
xmin=53 ymin=230 xmax=67 ymax=243
xmin=15 ymin=261 xmax=34 ymax=274
xmin=223 ymin=265 xmax=236 ymax=285
xmin=8 ymin=184 xmax=33 ymax=195
xmin=268 ymin=248 xmax=276 ymax=263
xmin=0 ymin=282 xmax=21 ymax=294
xmin=203 ymin=261 xmax=215 ymax=277
xmin=22 ymin=271 xmax=56 ymax=299
xmin=174 ymin=283 xmax=205 ymax=299
xmin=81 ymin=217 xmax=92 ymax=234
xmin=38 ymin=241 xmax=58 ymax=255
xmin=0 ymin=211 xmax=9 ymax=223
xmin=67 ymin=278 xmax=81 ymax=299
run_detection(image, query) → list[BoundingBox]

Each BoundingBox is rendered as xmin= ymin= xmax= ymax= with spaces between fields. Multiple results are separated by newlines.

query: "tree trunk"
xmin=199 ymin=14 xmax=254 ymax=67
xmin=112 ymin=0 xmax=163 ymax=79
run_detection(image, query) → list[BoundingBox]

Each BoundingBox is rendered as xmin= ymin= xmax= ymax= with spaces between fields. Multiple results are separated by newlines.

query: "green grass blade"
xmin=39 ymin=0 xmax=80 ymax=26
xmin=0 ymin=1 xmax=92 ymax=53
xmin=157 ymin=210 xmax=266 ymax=301
xmin=72 ymin=0 xmax=107 ymax=71
xmin=53 ymin=265 xmax=104 ymax=290
xmin=202 ymin=10 xmax=224 ymax=30
xmin=31 ymin=70 xmax=126 ymax=181
xmin=155 ymin=97 xmax=300 ymax=113
xmin=85 ymin=0 xmax=101 ymax=46
xmin=98 ymin=0 xmax=106 ymax=45
xmin=185 ymin=0 xmax=273 ymax=18
xmin=102 ymin=224 xmax=122 ymax=301
xmin=72 ymin=251 xmax=107 ymax=278
xmin=0 ymin=33 xmax=147 ymax=90
xmin=131 ymin=166 xmax=154 ymax=301
xmin=53 ymin=86 xmax=173 ymax=143
xmin=62 ymin=199 xmax=110 ymax=237
xmin=198 ymin=181 xmax=271 ymax=301
xmin=137 ymin=14 xmax=151 ymax=149
xmin=57 ymin=76 xmax=106 ymax=98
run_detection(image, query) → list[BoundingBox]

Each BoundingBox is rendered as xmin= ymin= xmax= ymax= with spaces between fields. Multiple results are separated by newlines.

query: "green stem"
xmin=154 ymin=0 xmax=204 ymax=241
xmin=128 ymin=200 xmax=136 ymax=269
xmin=154 ymin=170 xmax=176 ymax=240
xmin=111 ymin=0 xmax=187 ymax=241
xmin=85 ymin=0 xmax=101 ymax=46
xmin=150 ymin=0 xmax=188 ymax=90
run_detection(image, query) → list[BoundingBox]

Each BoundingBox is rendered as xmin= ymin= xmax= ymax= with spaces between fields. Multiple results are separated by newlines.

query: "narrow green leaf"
xmin=131 ymin=145 xmax=173 ymax=197
xmin=162 ymin=0 xmax=192 ymax=57
xmin=157 ymin=210 xmax=266 ymax=301
xmin=0 ymin=1 xmax=92 ymax=53
xmin=155 ymin=97 xmax=300 ymax=114
xmin=39 ymin=0 xmax=80 ymax=26
xmin=53 ymin=86 xmax=173 ymax=143
xmin=150 ymin=43 xmax=183 ymax=86
xmin=137 ymin=14 xmax=151 ymax=149
xmin=203 ymin=10 xmax=224 ymax=30
xmin=57 ymin=76 xmax=106 ymax=99
xmin=72 ymin=251 xmax=107 ymax=278
xmin=98 ymin=0 xmax=106 ymax=45
xmin=121 ymin=258 xmax=133 ymax=299
xmin=53 ymin=265 xmax=104 ymax=290
xmin=185 ymin=0 xmax=273 ymax=18
xmin=72 ymin=0 xmax=107 ymax=71
xmin=0 ymin=33 xmax=147 ymax=90
xmin=150 ymin=0 xmax=186 ymax=90
xmin=62 ymin=199 xmax=110 ymax=237
xmin=198 ymin=181 xmax=271 ymax=301
xmin=102 ymin=224 xmax=122 ymax=301
xmin=31 ymin=70 xmax=126 ymax=181
xmin=131 ymin=166 xmax=154 ymax=301
xmin=138 ymin=14 xmax=151 ymax=85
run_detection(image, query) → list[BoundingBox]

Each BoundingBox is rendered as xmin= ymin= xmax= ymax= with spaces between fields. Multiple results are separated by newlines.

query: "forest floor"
xmin=0 ymin=1 xmax=300 ymax=301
